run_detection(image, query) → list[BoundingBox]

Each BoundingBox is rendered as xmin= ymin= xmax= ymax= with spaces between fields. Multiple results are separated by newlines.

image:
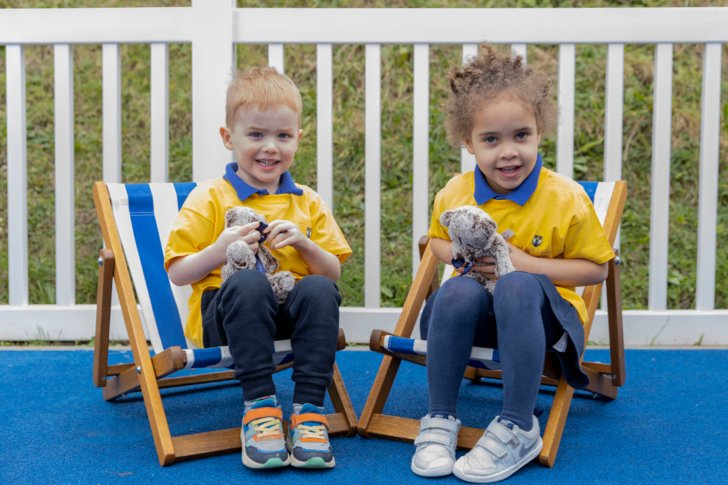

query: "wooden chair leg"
xmin=93 ymin=249 xmax=115 ymax=388
xmin=359 ymin=243 xmax=440 ymax=436
xmin=606 ymin=257 xmax=626 ymax=386
xmin=328 ymin=362 xmax=358 ymax=436
xmin=357 ymin=354 xmax=403 ymax=436
xmin=538 ymin=378 xmax=574 ymax=467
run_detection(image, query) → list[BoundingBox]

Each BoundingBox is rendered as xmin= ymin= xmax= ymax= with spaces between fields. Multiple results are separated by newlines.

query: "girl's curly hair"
xmin=445 ymin=45 xmax=557 ymax=147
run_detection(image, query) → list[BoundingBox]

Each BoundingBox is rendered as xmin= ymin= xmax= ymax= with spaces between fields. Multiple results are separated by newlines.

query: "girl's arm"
xmin=506 ymin=244 xmax=608 ymax=287
xmin=430 ymin=237 xmax=457 ymax=267
xmin=431 ymin=235 xmax=608 ymax=287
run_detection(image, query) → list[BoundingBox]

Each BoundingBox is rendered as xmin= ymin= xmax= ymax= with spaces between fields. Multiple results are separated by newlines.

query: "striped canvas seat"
xmin=92 ymin=181 xmax=357 ymax=466
xmin=360 ymin=180 xmax=627 ymax=468
xmin=377 ymin=181 xmax=619 ymax=370
xmin=106 ymin=182 xmax=293 ymax=369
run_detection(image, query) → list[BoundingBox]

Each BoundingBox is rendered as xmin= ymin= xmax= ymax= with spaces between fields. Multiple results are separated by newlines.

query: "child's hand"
xmin=264 ymin=220 xmax=309 ymax=251
xmin=471 ymin=256 xmax=498 ymax=280
xmin=213 ymin=221 xmax=262 ymax=256
xmin=506 ymin=243 xmax=528 ymax=271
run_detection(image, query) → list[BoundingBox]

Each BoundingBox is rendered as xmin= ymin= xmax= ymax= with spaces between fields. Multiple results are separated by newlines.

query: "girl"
xmin=411 ymin=46 xmax=614 ymax=483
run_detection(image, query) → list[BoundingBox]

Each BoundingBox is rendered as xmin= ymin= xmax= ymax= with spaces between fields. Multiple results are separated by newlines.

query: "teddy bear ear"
xmin=225 ymin=208 xmax=237 ymax=227
xmin=485 ymin=218 xmax=497 ymax=232
xmin=440 ymin=210 xmax=454 ymax=227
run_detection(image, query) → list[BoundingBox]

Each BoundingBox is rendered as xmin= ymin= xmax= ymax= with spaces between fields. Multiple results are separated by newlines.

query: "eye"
xmin=278 ymin=133 xmax=292 ymax=139
xmin=515 ymin=131 xmax=529 ymax=140
xmin=248 ymin=131 xmax=263 ymax=138
xmin=483 ymin=135 xmax=497 ymax=144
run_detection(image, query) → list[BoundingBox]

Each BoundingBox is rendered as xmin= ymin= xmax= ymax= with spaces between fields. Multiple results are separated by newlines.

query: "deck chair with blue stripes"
xmin=358 ymin=180 xmax=627 ymax=467
xmin=92 ymin=181 xmax=357 ymax=466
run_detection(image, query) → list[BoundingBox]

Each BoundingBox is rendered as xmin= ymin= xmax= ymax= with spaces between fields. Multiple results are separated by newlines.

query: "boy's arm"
xmin=167 ymin=222 xmax=263 ymax=286
xmin=264 ymin=220 xmax=341 ymax=281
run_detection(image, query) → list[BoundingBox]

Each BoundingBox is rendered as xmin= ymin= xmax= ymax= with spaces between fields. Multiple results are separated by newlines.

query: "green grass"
xmin=0 ymin=0 xmax=726 ymax=312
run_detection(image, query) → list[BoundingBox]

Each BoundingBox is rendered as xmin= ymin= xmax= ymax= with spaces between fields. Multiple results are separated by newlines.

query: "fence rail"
xmin=2 ymin=1 xmax=727 ymax=345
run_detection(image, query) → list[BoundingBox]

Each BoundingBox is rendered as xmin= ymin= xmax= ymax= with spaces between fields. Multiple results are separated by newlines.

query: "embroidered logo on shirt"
xmin=532 ymin=235 xmax=543 ymax=247
xmin=306 ymin=227 xmax=312 ymax=239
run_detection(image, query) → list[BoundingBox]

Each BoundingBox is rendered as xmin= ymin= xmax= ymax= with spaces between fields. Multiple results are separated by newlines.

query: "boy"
xmin=164 ymin=67 xmax=351 ymax=470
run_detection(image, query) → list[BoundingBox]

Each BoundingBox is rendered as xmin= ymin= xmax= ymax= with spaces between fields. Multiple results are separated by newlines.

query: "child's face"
xmin=220 ymin=104 xmax=302 ymax=194
xmin=464 ymin=93 xmax=541 ymax=194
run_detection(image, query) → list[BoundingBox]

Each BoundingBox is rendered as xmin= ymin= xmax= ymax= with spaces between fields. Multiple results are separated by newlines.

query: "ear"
xmin=220 ymin=126 xmax=233 ymax=150
xmin=297 ymin=129 xmax=303 ymax=143
xmin=440 ymin=210 xmax=454 ymax=227
xmin=463 ymin=137 xmax=475 ymax=155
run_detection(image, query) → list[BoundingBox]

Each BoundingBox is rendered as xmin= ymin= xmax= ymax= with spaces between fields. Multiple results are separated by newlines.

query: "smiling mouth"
xmin=498 ymin=166 xmax=520 ymax=174
xmin=256 ymin=159 xmax=279 ymax=167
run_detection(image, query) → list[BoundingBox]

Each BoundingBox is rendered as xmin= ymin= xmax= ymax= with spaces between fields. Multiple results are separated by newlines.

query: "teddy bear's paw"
xmin=485 ymin=279 xmax=497 ymax=294
xmin=226 ymin=240 xmax=254 ymax=262
xmin=268 ymin=272 xmax=295 ymax=303
xmin=221 ymin=264 xmax=233 ymax=282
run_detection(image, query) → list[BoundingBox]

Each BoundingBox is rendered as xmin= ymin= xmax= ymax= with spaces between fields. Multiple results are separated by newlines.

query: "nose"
xmin=500 ymin=144 xmax=518 ymax=160
xmin=262 ymin=138 xmax=278 ymax=152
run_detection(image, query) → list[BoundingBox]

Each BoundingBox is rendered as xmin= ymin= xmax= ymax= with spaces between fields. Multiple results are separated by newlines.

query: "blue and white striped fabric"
xmin=388 ymin=181 xmax=617 ymax=369
xmin=106 ymin=182 xmax=294 ymax=370
xmin=382 ymin=335 xmax=501 ymax=370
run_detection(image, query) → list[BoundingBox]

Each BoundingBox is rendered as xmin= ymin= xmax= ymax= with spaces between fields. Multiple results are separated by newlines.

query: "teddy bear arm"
xmin=492 ymin=236 xmax=516 ymax=276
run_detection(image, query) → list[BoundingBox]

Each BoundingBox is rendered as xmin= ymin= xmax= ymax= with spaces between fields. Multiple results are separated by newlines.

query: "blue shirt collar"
xmin=474 ymin=153 xmax=542 ymax=206
xmin=223 ymin=162 xmax=303 ymax=202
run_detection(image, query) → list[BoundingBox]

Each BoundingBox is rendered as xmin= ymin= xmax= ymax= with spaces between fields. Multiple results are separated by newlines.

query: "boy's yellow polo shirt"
xmin=165 ymin=164 xmax=352 ymax=348
xmin=429 ymin=160 xmax=614 ymax=325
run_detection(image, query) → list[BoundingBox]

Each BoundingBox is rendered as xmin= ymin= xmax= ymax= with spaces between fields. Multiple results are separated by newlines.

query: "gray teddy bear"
xmin=221 ymin=206 xmax=295 ymax=303
xmin=440 ymin=205 xmax=515 ymax=294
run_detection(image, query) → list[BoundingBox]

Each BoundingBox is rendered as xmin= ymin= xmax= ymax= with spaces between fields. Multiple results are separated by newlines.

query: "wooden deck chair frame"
xmin=92 ymin=181 xmax=357 ymax=466
xmin=358 ymin=181 xmax=627 ymax=467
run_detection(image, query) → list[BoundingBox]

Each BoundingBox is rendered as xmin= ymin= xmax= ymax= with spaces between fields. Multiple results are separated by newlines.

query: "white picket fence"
xmin=1 ymin=2 xmax=727 ymax=345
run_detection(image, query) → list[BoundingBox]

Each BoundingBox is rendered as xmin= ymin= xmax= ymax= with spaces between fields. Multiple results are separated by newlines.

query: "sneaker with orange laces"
xmin=288 ymin=403 xmax=335 ymax=469
xmin=241 ymin=397 xmax=290 ymax=469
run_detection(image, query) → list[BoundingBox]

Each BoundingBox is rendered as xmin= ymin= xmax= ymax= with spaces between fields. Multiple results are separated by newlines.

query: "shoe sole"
xmin=242 ymin=448 xmax=291 ymax=469
xmin=290 ymin=455 xmax=336 ymax=469
xmin=453 ymin=438 xmax=543 ymax=483
xmin=287 ymin=433 xmax=335 ymax=469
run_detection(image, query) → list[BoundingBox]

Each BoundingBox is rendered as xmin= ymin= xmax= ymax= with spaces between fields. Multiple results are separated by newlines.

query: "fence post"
xmin=191 ymin=0 xmax=235 ymax=181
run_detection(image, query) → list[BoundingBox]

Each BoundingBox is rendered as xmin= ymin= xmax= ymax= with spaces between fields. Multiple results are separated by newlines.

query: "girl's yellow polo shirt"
xmin=429 ymin=167 xmax=614 ymax=325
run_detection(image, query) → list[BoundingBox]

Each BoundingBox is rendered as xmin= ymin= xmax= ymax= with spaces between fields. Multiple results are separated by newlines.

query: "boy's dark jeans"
xmin=201 ymin=270 xmax=341 ymax=407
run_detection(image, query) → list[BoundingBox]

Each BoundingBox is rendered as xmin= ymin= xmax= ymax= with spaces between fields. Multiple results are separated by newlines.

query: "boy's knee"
xmin=221 ymin=270 xmax=276 ymax=303
xmin=292 ymin=275 xmax=341 ymax=304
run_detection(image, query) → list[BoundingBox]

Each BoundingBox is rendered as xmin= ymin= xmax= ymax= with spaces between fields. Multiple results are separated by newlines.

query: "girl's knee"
xmin=438 ymin=276 xmax=486 ymax=304
xmin=494 ymin=271 xmax=541 ymax=300
xmin=493 ymin=272 xmax=546 ymax=323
